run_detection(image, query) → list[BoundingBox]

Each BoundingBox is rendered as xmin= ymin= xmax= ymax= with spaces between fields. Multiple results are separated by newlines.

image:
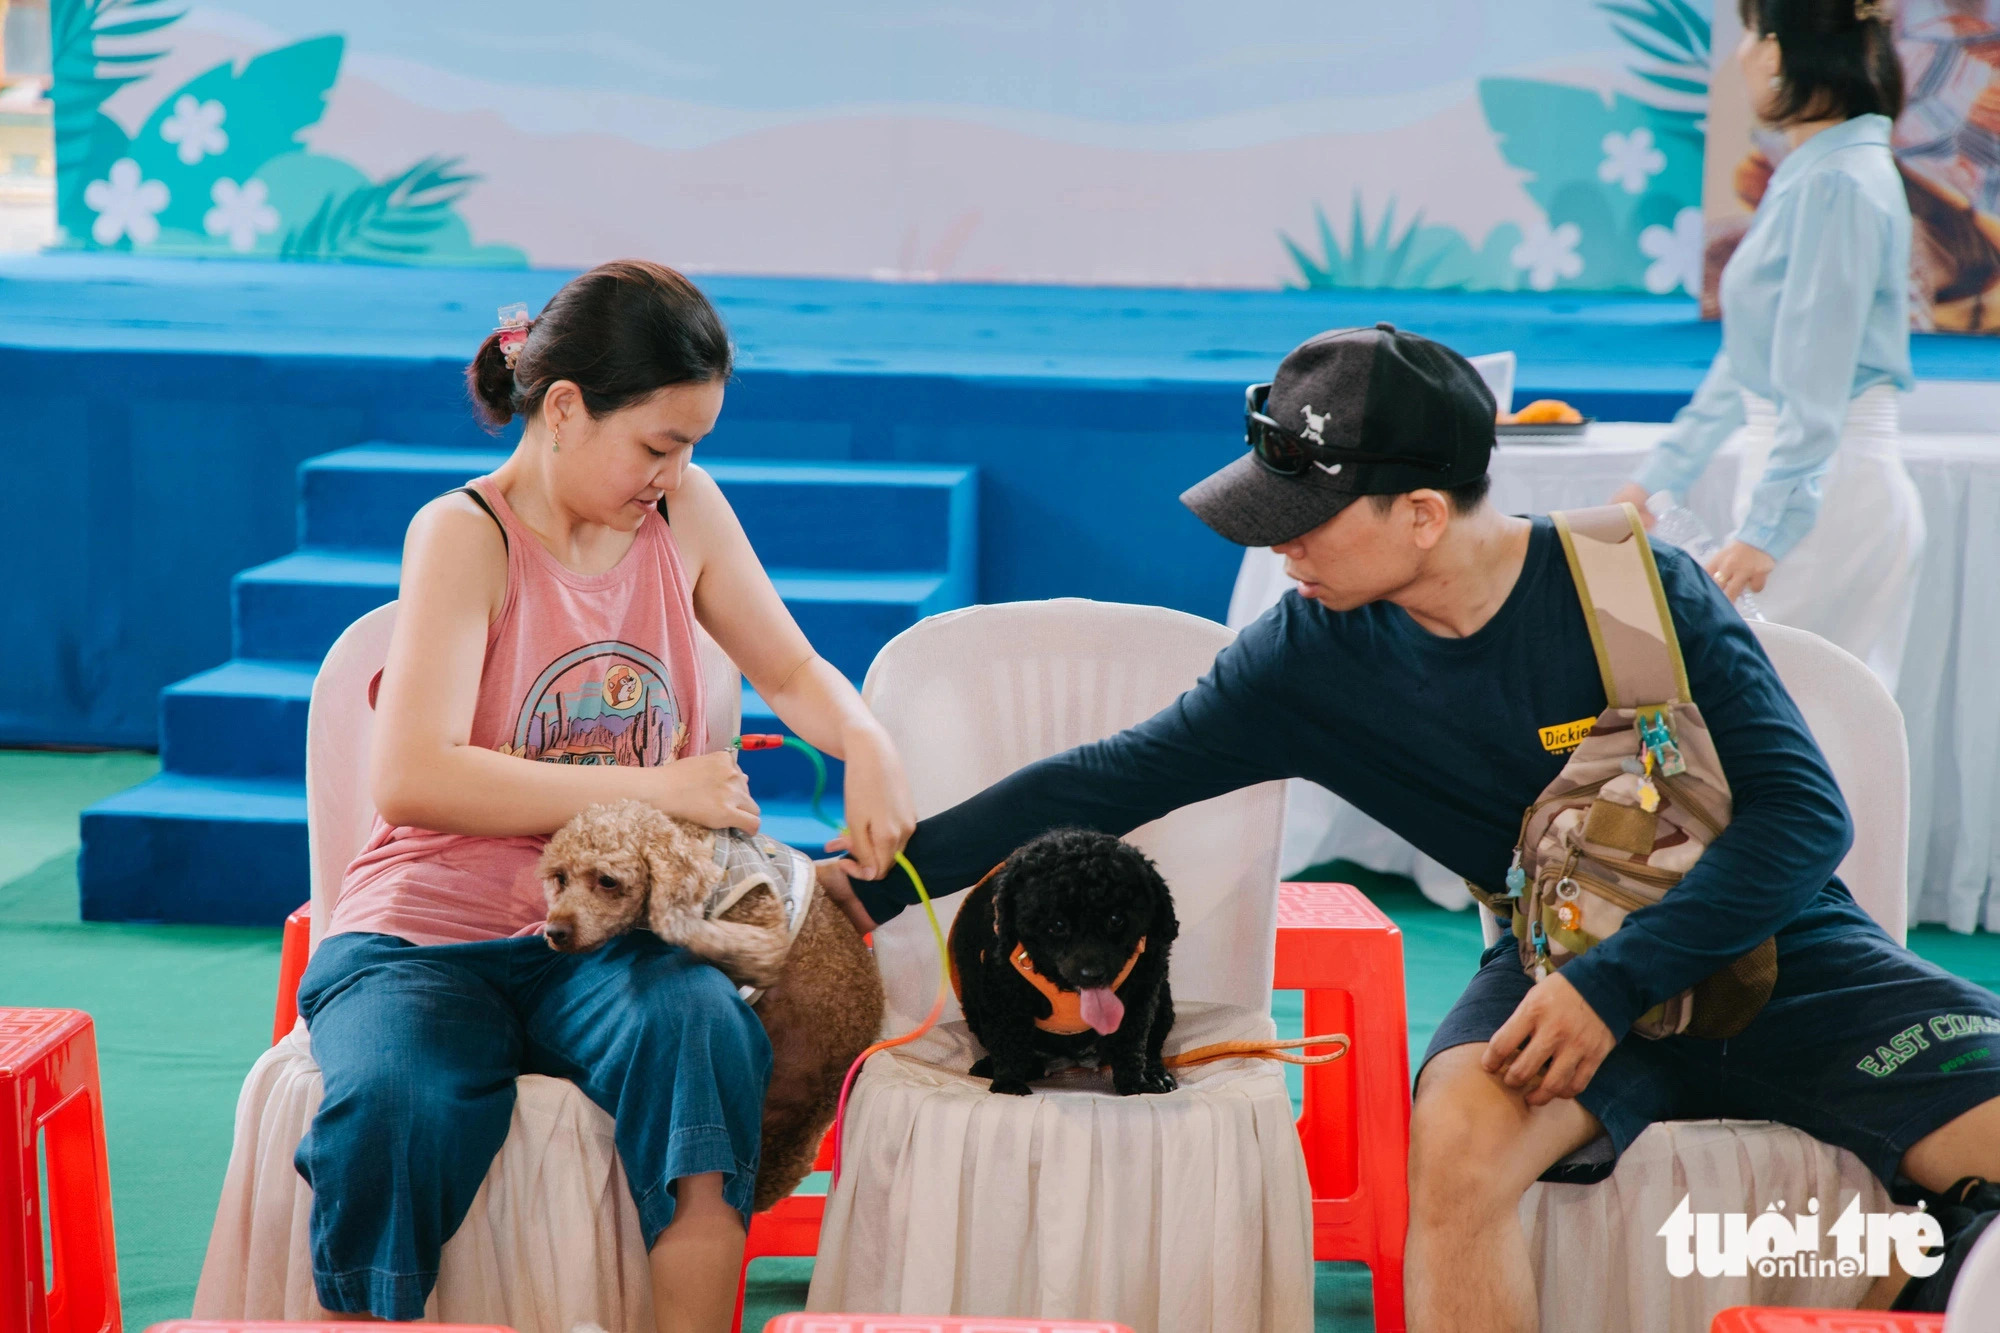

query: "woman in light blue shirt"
xmin=1616 ymin=0 xmax=1924 ymax=690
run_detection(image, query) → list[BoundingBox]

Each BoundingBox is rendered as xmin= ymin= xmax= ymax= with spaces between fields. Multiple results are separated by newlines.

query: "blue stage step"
xmin=160 ymin=659 xmax=317 ymax=778
xmin=300 ymin=445 xmax=977 ymax=574
xmin=298 ymin=445 xmax=506 ymax=549
xmin=757 ymin=797 xmax=847 ymax=860
xmin=81 ymin=444 xmax=974 ymax=924
xmin=233 ymin=550 xmax=400 ymax=661
xmin=79 ymin=773 xmax=843 ymax=926
xmin=706 ymin=462 xmax=976 ymax=575
xmin=80 ymin=773 xmax=308 ymax=926
xmin=735 ymin=687 xmax=849 ymax=805
xmin=232 ymin=550 xmax=959 ymax=680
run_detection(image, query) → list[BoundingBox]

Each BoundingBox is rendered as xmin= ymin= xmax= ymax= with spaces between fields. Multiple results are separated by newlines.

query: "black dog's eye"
xmin=597 ymin=873 xmax=619 ymax=890
xmin=1047 ymin=917 xmax=1069 ymax=936
xmin=554 ymin=870 xmax=567 ymax=886
xmin=1106 ymin=912 xmax=1126 ymax=931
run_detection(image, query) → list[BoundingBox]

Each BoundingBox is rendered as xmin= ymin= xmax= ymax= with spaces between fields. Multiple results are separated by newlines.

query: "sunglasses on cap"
xmin=1244 ymin=383 xmax=1451 ymax=478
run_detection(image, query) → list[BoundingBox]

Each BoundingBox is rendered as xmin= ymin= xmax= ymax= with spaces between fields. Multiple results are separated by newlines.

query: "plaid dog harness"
xmin=705 ymin=829 xmax=817 ymax=1005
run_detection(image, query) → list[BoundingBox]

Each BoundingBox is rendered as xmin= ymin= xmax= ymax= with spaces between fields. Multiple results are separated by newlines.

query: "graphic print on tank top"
xmin=507 ymin=641 xmax=687 ymax=766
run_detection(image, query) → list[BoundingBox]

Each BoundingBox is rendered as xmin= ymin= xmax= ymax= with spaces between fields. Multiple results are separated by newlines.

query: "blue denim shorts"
xmin=1421 ymin=913 xmax=2000 ymax=1189
xmin=293 ymin=930 xmax=772 ymax=1319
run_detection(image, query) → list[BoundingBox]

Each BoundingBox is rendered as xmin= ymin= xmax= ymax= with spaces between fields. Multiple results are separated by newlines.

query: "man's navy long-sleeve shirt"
xmin=852 ymin=517 xmax=1871 ymax=1040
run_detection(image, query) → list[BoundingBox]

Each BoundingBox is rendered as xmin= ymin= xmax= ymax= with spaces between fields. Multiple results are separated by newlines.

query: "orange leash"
xmin=828 ymin=860 xmax=1003 ymax=1185
xmin=1163 ymin=1033 xmax=1351 ymax=1069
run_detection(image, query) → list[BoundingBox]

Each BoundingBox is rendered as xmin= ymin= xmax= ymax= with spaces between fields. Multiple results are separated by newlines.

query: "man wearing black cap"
xmin=819 ymin=325 xmax=2000 ymax=1330
xmin=1180 ymin=321 xmax=1498 ymax=547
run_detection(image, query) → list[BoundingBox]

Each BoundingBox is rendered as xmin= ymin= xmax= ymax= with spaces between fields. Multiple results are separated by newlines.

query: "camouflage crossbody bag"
xmin=1467 ymin=504 xmax=1777 ymax=1040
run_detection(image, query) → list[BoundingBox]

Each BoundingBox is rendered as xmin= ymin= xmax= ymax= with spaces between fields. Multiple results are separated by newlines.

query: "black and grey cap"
xmin=1181 ymin=323 xmax=1497 ymax=547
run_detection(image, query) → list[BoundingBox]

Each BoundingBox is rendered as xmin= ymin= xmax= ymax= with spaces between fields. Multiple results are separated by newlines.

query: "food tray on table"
xmin=1495 ymin=418 xmax=1594 ymax=442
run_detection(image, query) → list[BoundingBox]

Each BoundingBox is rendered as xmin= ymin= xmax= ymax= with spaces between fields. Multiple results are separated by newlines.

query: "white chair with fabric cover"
xmin=194 ymin=601 xmax=745 ymax=1330
xmin=1944 ymin=1216 xmax=2000 ymax=1329
xmin=806 ymin=599 xmax=1314 ymax=1333
xmin=1478 ymin=620 xmax=1914 ymax=1332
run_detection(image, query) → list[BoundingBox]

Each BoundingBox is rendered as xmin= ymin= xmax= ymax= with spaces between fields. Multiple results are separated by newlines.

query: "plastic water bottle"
xmin=1645 ymin=491 xmax=1765 ymax=621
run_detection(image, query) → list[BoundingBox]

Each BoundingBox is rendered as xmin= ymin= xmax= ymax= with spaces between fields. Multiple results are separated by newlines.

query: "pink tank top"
xmin=328 ymin=475 xmax=709 ymax=947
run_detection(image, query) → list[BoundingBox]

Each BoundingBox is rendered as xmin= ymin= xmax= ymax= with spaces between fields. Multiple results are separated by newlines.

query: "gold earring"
xmin=552 ymin=425 xmax=561 ymax=453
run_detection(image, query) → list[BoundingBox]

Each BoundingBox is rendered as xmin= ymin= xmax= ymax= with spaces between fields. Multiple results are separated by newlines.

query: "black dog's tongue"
xmin=1079 ymin=987 xmax=1124 ymax=1035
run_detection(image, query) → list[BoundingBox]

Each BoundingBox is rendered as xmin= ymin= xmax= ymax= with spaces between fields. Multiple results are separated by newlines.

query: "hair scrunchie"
xmin=495 ymin=302 xmax=534 ymax=370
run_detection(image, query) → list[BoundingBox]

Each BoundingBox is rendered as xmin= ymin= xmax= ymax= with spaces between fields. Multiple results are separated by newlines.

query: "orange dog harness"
xmin=1006 ymin=939 xmax=1146 ymax=1035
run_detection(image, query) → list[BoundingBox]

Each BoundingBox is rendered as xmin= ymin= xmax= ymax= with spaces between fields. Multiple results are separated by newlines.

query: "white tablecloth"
xmin=1229 ymin=420 xmax=2000 ymax=933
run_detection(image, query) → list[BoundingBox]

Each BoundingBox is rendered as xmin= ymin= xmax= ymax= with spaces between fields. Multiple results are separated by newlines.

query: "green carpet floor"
xmin=2 ymin=749 xmax=1995 ymax=1331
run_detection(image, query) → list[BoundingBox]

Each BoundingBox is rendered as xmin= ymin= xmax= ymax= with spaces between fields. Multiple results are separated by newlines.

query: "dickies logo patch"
xmin=1539 ymin=717 xmax=1597 ymax=754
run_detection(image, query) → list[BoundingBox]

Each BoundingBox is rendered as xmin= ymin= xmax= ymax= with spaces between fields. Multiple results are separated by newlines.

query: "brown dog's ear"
xmin=642 ymin=820 xmax=719 ymax=941
xmin=680 ymin=818 xmax=727 ymax=894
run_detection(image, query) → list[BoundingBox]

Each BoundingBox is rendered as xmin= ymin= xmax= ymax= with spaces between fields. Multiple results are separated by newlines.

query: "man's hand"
xmin=814 ymin=856 xmax=880 ymax=937
xmin=1480 ymin=973 xmax=1617 ymax=1107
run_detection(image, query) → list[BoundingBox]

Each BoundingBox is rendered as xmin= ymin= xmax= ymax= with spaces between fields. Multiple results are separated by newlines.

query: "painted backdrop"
xmin=1702 ymin=0 xmax=2000 ymax=332
xmin=53 ymin=0 xmax=1719 ymax=291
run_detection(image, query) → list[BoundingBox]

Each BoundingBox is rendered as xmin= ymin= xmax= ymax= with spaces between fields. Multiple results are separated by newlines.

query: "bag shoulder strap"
xmin=1551 ymin=504 xmax=1690 ymax=710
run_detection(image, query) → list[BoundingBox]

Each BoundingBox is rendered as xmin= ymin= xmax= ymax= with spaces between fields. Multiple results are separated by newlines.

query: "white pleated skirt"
xmin=1733 ymin=385 xmax=1925 ymax=694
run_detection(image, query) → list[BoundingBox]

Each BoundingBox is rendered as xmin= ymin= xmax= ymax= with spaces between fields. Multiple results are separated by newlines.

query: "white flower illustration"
xmin=1598 ymin=127 xmax=1667 ymax=195
xmin=1641 ymin=207 xmax=1706 ymax=296
xmin=1510 ymin=217 xmax=1584 ymax=291
xmin=160 ymin=95 xmax=228 ymax=166
xmin=204 ymin=178 xmax=279 ymax=252
xmin=82 ymin=158 xmax=169 ymax=246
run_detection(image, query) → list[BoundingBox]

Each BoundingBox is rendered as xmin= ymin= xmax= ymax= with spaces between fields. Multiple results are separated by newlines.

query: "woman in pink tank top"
xmin=292 ymin=261 xmax=915 ymax=1331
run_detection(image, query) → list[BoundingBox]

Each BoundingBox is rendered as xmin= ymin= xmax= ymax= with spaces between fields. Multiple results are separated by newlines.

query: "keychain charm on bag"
xmin=1637 ymin=709 xmax=1686 ymax=778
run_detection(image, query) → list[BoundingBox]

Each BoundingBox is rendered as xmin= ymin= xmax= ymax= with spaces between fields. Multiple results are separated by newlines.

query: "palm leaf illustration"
xmin=281 ymin=155 xmax=479 ymax=261
xmin=1599 ymin=0 xmax=1711 ymax=100
xmin=51 ymin=0 xmax=185 ymax=169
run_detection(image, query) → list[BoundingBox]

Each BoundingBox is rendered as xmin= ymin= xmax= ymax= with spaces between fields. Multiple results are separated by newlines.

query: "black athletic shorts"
xmin=1421 ymin=910 xmax=2000 ymax=1187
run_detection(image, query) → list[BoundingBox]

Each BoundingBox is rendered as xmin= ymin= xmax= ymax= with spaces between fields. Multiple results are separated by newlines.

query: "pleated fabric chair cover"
xmin=194 ymin=602 xmax=745 ymax=1330
xmin=1944 ymin=1219 xmax=2000 ymax=1328
xmin=807 ymin=600 xmax=1313 ymax=1333
xmin=1480 ymin=620 xmax=1913 ymax=1332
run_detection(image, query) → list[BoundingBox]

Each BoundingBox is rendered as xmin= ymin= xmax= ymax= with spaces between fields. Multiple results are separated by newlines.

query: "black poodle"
xmin=951 ymin=828 xmax=1179 ymax=1096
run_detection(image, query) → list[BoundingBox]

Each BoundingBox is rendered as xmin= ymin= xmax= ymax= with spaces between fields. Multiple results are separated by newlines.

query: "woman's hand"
xmin=814 ymin=857 xmax=880 ymax=937
xmin=648 ymin=750 xmax=760 ymax=832
xmin=1705 ymin=540 xmax=1776 ymax=602
xmin=822 ymin=723 xmax=916 ymax=881
xmin=1610 ymin=482 xmax=1656 ymax=530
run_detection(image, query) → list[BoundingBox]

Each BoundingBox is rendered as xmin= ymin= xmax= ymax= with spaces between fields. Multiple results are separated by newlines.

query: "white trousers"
xmin=1734 ymin=385 xmax=1926 ymax=694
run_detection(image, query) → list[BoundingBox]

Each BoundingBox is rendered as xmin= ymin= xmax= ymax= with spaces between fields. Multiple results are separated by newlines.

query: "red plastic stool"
xmin=1 ymin=1009 xmax=120 ymax=1333
xmin=762 ymin=1317 xmax=1133 ymax=1333
xmin=1710 ymin=1310 xmax=1943 ymax=1332
xmin=273 ymin=904 xmax=312 ymax=1044
xmin=733 ymin=1130 xmax=838 ymax=1329
xmin=147 ymin=1323 xmax=517 ymax=1333
xmin=1273 ymin=882 xmax=1410 ymax=1333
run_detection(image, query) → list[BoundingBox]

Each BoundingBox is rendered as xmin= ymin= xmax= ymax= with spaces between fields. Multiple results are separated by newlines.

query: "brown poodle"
xmin=539 ymin=800 xmax=884 ymax=1211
